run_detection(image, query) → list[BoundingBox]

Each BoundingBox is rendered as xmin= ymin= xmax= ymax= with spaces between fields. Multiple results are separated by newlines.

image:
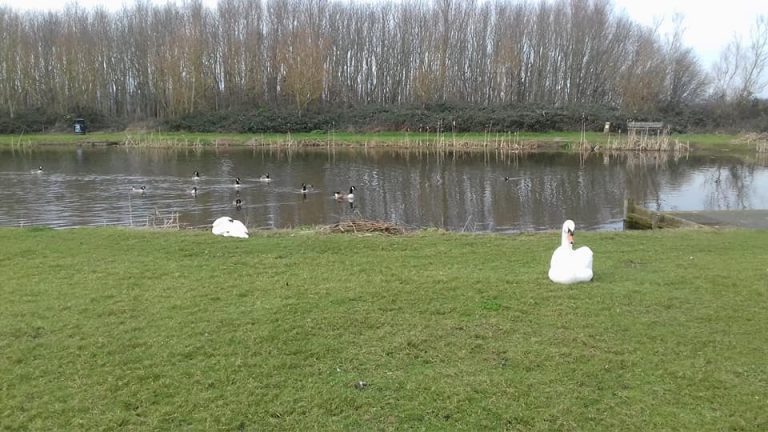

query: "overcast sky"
xmin=0 ymin=0 xmax=764 ymax=69
xmin=612 ymin=0 xmax=763 ymax=68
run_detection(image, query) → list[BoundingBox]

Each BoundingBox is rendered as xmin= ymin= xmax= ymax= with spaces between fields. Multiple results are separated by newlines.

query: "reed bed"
xmin=600 ymin=132 xmax=691 ymax=152
xmin=741 ymin=133 xmax=768 ymax=152
xmin=1 ymin=130 xmax=761 ymax=159
xmin=123 ymin=133 xmax=205 ymax=149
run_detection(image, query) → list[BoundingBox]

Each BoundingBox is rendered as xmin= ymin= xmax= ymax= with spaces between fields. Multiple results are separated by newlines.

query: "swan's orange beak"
xmin=567 ymin=230 xmax=574 ymax=244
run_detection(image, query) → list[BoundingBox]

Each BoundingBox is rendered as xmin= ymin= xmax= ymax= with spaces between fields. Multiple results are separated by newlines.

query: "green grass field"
xmin=1 ymin=227 xmax=766 ymax=430
xmin=0 ymin=130 xmax=753 ymax=151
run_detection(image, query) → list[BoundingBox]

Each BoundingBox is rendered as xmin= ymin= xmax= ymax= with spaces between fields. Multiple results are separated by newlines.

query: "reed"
xmin=0 ymin=131 xmax=758 ymax=153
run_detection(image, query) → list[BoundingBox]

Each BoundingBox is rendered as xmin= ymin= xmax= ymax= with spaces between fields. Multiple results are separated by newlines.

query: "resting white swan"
xmin=212 ymin=216 xmax=249 ymax=238
xmin=548 ymin=219 xmax=593 ymax=284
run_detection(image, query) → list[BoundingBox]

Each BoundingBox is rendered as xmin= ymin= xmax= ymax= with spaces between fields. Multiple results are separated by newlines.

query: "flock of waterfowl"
xmin=208 ymin=169 xmax=593 ymax=284
xmin=126 ymin=170 xmax=357 ymax=209
xmin=134 ymin=169 xmax=359 ymax=240
xmin=33 ymin=165 xmax=593 ymax=284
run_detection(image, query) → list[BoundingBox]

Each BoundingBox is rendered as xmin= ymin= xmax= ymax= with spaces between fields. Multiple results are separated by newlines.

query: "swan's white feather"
xmin=212 ymin=216 xmax=249 ymax=238
xmin=548 ymin=220 xmax=593 ymax=284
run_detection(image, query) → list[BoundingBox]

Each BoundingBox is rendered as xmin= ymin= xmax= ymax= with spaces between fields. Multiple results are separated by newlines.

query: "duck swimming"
xmin=548 ymin=220 xmax=593 ymax=284
xmin=257 ymin=173 xmax=272 ymax=182
xmin=131 ymin=186 xmax=146 ymax=193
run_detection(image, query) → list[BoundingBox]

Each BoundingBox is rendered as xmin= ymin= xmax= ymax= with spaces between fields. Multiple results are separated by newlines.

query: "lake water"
xmin=1 ymin=145 xmax=766 ymax=232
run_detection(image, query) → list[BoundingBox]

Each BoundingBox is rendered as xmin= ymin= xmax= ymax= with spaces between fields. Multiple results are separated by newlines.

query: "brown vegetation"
xmin=322 ymin=219 xmax=407 ymax=235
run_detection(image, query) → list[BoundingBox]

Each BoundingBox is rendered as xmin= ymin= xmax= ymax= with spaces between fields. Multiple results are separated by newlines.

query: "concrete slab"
xmin=666 ymin=210 xmax=768 ymax=229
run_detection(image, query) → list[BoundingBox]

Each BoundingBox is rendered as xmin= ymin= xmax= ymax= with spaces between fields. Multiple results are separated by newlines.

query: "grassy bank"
xmin=0 ymin=130 xmax=758 ymax=152
xmin=1 ymin=228 xmax=766 ymax=430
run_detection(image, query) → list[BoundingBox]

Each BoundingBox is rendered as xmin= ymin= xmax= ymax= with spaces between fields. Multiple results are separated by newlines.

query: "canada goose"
xmin=131 ymin=186 xmax=146 ymax=193
xmin=34 ymin=166 xmax=44 ymax=174
xmin=301 ymin=183 xmax=314 ymax=193
xmin=548 ymin=220 xmax=593 ymax=284
xmin=333 ymin=186 xmax=356 ymax=200
xmin=193 ymin=171 xmax=200 ymax=180
xmin=190 ymin=186 xmax=198 ymax=196
xmin=233 ymin=198 xmax=243 ymax=209
xmin=234 ymin=177 xmax=241 ymax=187
xmin=258 ymin=173 xmax=271 ymax=182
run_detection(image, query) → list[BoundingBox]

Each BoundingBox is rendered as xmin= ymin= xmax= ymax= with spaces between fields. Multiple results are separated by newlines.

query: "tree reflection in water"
xmin=0 ymin=146 xmax=766 ymax=231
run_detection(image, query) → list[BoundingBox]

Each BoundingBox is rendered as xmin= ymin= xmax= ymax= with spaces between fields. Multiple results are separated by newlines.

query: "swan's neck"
xmin=561 ymin=231 xmax=573 ymax=248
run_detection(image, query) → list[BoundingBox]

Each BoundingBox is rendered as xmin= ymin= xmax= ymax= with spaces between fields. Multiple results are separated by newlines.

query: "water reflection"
xmin=0 ymin=146 xmax=766 ymax=231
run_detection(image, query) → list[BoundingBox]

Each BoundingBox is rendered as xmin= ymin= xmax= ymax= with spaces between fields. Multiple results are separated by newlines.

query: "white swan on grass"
xmin=548 ymin=219 xmax=593 ymax=284
xmin=212 ymin=216 xmax=249 ymax=238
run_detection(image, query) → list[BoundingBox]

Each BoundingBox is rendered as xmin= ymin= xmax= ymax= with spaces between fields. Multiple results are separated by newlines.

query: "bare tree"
xmin=712 ymin=15 xmax=768 ymax=101
xmin=664 ymin=14 xmax=708 ymax=109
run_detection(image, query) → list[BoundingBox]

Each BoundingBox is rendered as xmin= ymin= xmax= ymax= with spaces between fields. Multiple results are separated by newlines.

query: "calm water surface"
xmin=1 ymin=146 xmax=766 ymax=232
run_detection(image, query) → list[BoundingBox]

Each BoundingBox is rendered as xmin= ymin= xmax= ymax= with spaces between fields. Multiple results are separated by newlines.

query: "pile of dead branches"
xmin=322 ymin=219 xmax=406 ymax=235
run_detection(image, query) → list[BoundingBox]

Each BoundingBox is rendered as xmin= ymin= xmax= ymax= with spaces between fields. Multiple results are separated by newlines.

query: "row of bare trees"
xmin=0 ymin=0 xmax=764 ymax=124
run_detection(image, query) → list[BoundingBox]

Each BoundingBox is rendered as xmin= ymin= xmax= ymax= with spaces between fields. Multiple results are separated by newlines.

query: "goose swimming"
xmin=333 ymin=186 xmax=356 ymax=201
